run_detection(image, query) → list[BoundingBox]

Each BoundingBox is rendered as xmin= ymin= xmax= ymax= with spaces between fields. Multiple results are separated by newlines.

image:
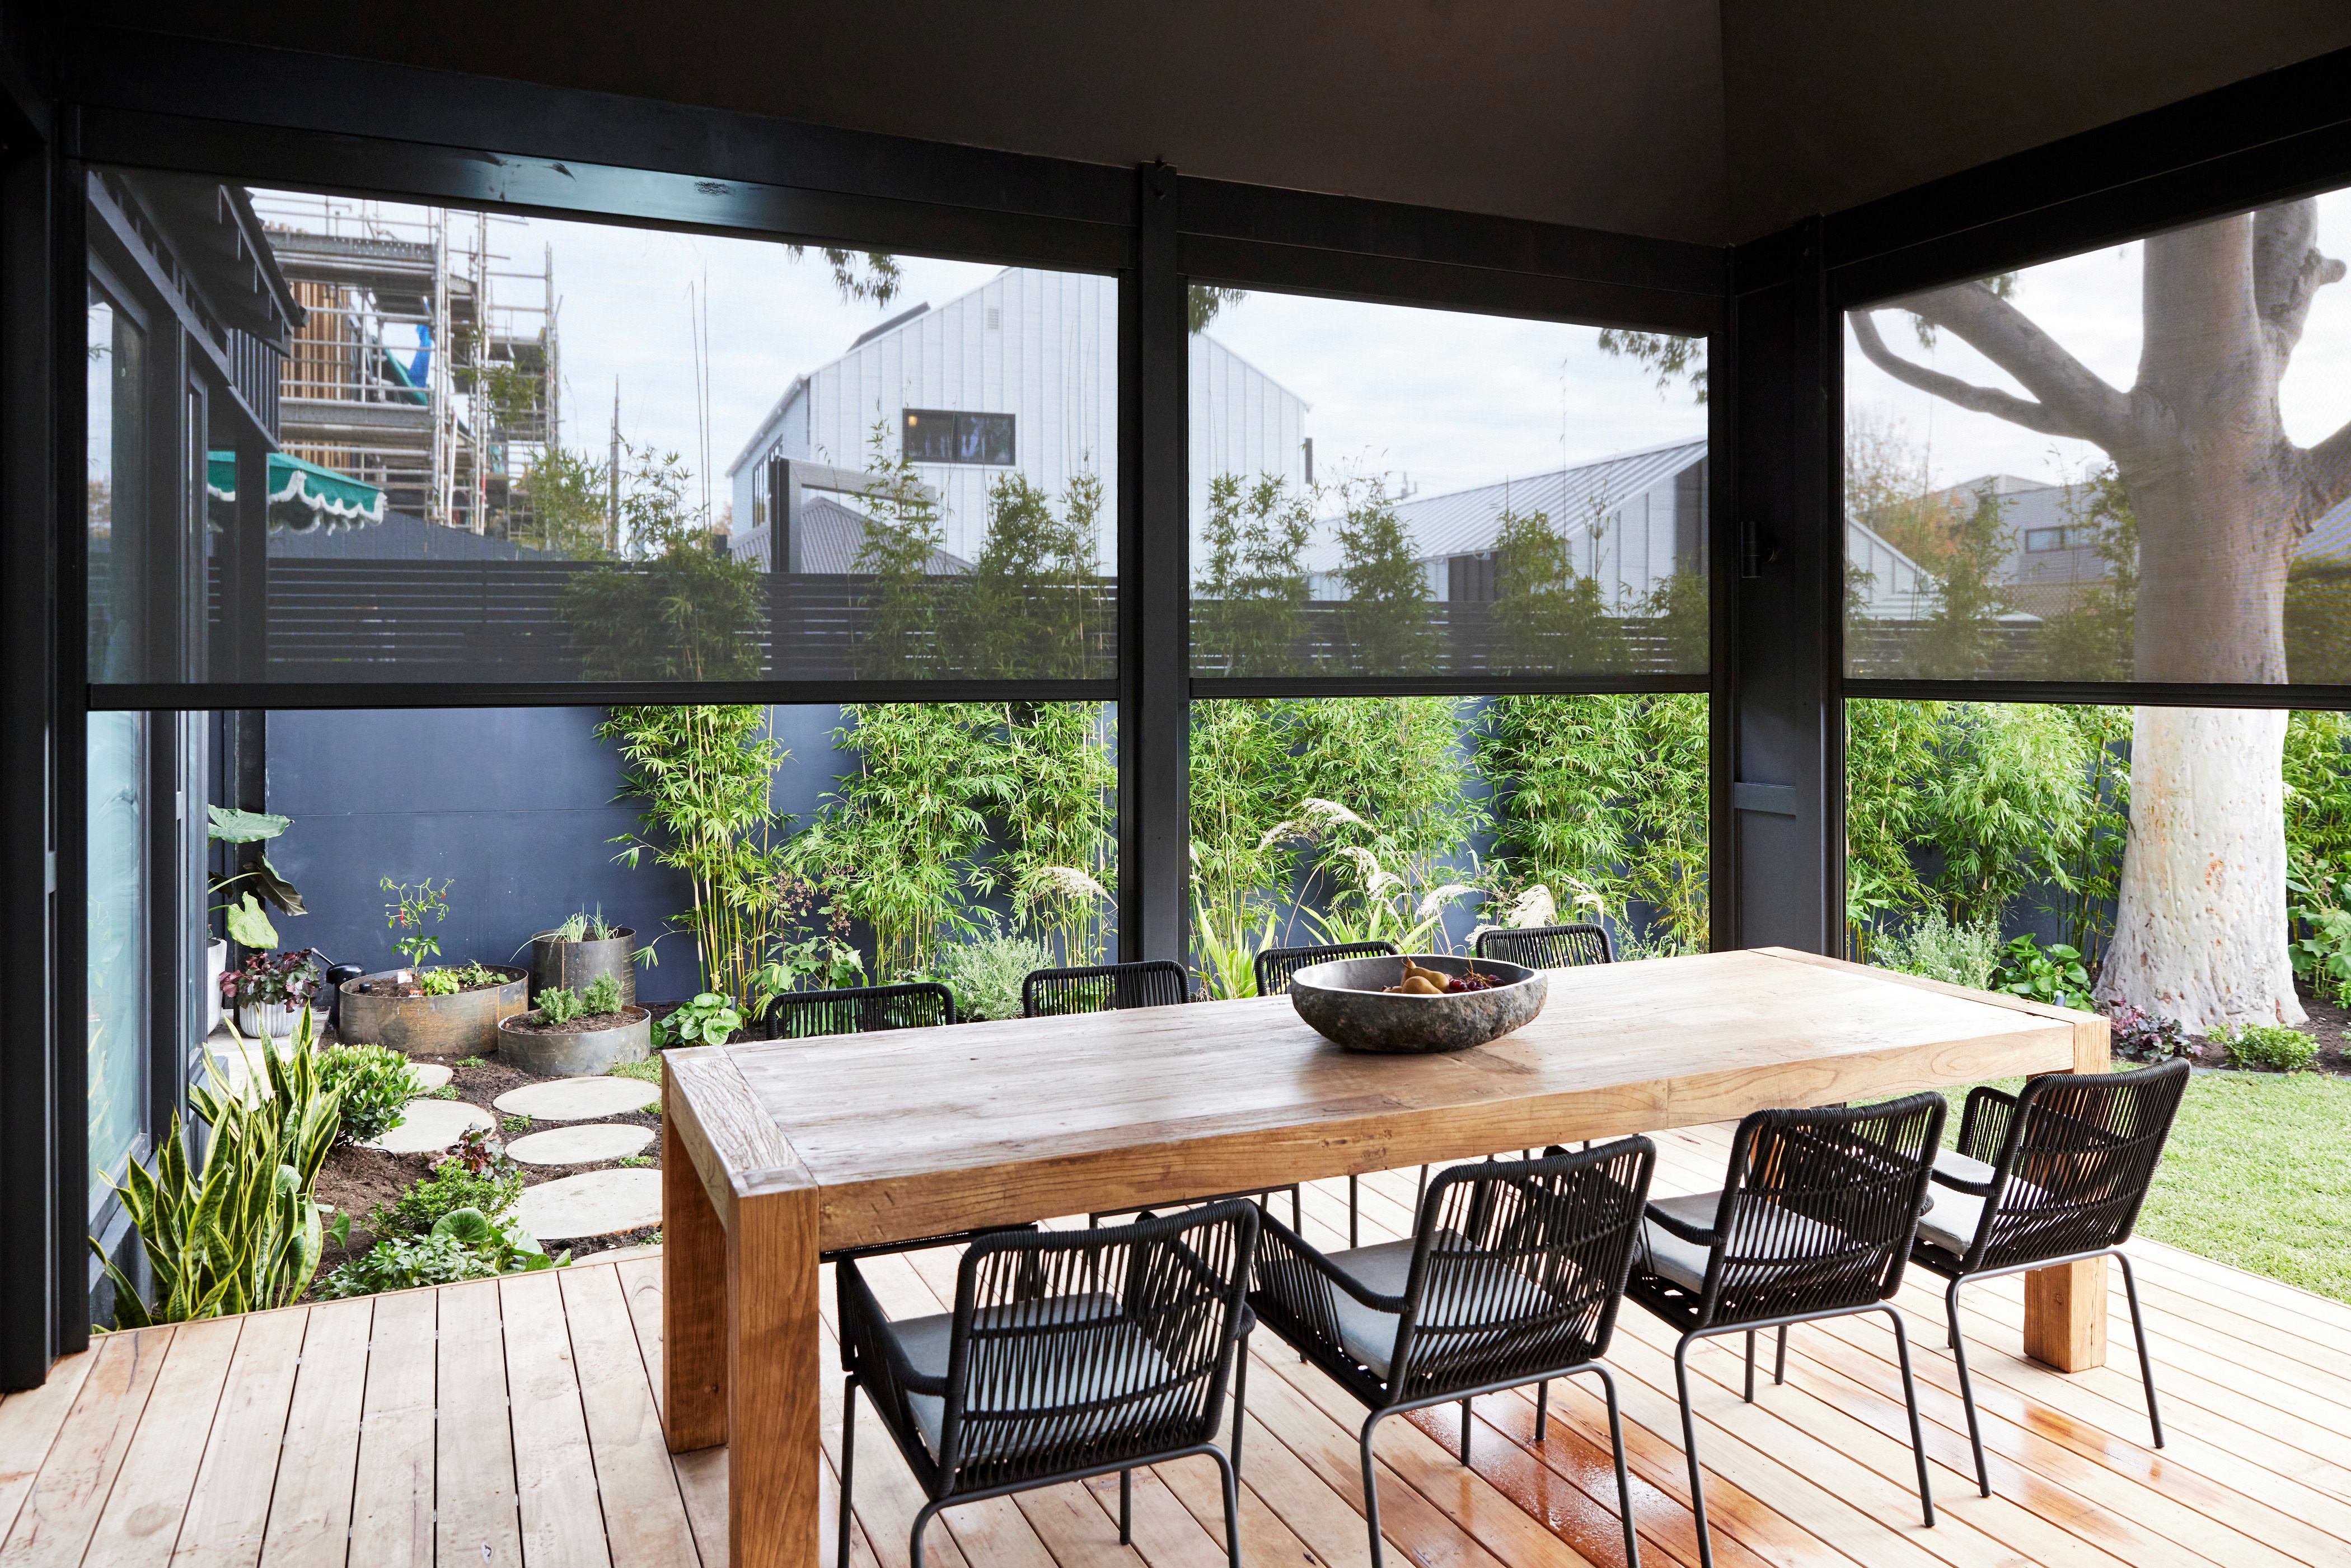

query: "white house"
xmin=725 ymin=267 xmax=1309 ymax=571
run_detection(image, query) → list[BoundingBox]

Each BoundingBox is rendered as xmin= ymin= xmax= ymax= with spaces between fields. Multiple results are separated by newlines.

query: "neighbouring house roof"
xmin=730 ymin=493 xmax=973 ymax=575
xmin=1296 ymin=436 xmax=1708 ymax=575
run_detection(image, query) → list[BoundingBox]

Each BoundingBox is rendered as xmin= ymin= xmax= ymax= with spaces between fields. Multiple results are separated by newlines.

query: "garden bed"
xmin=2165 ymin=981 xmax=2351 ymax=1076
xmin=308 ymin=1043 xmax=665 ymax=1292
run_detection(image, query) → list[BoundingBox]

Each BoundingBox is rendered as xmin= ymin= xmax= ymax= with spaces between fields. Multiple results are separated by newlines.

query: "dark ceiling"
xmin=60 ymin=1 xmax=2351 ymax=245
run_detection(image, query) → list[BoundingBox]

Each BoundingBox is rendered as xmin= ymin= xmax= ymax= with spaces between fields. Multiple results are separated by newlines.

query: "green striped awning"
xmin=205 ymin=451 xmax=387 ymax=527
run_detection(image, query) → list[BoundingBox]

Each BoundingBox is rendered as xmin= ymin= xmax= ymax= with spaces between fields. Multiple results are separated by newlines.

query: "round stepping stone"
xmin=506 ymin=1123 xmax=653 ymax=1167
xmin=410 ymin=1063 xmax=453 ymax=1090
xmin=361 ymin=1097 xmax=493 ymax=1154
xmin=515 ymin=1169 xmax=662 ymax=1241
xmin=494 ymin=1076 xmax=660 ymax=1122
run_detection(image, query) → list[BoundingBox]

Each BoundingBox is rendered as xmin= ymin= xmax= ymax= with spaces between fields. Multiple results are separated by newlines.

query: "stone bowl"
xmin=1286 ymin=953 xmax=1546 ymax=1054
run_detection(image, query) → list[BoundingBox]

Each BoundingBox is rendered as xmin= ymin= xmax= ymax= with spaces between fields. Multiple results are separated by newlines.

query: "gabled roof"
xmin=728 ymin=494 xmax=973 ymax=576
xmin=1297 ymin=436 xmax=1706 ymax=572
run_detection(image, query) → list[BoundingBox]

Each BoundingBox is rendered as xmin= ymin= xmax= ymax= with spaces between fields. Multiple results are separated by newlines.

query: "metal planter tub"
xmin=1287 ymin=954 xmax=1546 ymax=1054
xmin=527 ymin=928 xmax=638 ymax=1007
xmin=495 ymin=1005 xmax=653 ymax=1078
xmin=337 ymin=967 xmax=528 ymax=1057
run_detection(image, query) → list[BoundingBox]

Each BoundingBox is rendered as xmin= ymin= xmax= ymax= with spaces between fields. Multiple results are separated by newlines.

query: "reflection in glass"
xmin=87 ymin=290 xmax=147 ymax=684
xmin=87 ymin=712 xmax=149 ymax=1213
xmin=1189 ymin=292 xmax=1708 ymax=678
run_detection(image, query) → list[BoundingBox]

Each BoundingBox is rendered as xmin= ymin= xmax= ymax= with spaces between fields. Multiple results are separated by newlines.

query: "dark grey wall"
xmin=264 ymin=705 xmax=847 ymax=995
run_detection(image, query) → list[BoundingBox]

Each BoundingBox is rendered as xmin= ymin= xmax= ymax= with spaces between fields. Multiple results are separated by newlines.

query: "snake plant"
xmin=92 ymin=1013 xmax=344 ymax=1327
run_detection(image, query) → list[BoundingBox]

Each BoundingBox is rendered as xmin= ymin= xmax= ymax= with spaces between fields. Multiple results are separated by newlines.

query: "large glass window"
xmin=1188 ymin=291 xmax=1707 ymax=680
xmin=1844 ymin=184 xmax=2351 ymax=684
xmin=87 ymin=169 xmax=1116 ymax=687
xmin=1187 ymin=694 xmax=1708 ymax=994
xmin=86 ymin=712 xmax=149 ymax=1215
xmin=86 ymin=283 xmax=148 ymax=685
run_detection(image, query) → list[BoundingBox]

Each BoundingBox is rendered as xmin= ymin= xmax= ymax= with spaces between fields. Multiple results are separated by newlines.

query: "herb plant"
xmin=382 ymin=877 xmax=453 ymax=967
xmin=418 ymin=969 xmax=460 ymax=998
xmin=583 ymin=973 xmax=624 ymax=1015
xmin=371 ymin=1154 xmax=523 ymax=1236
xmin=655 ymin=991 xmax=743 ymax=1049
xmin=537 ymin=986 xmax=589 ymax=1026
xmin=938 ymin=913 xmax=1056 ymax=1019
xmin=1992 ymin=934 xmax=2095 ymax=1010
xmin=1871 ymin=910 xmax=2004 ymax=990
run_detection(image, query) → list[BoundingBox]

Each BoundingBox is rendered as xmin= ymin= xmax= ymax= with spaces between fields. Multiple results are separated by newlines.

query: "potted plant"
xmin=220 ymin=949 xmax=323 ymax=1040
xmin=205 ymin=806 xmax=306 ymax=1035
xmin=524 ymin=908 xmax=641 ymax=1009
xmin=495 ymin=974 xmax=652 ymax=1076
xmin=337 ymin=878 xmax=527 ymax=1056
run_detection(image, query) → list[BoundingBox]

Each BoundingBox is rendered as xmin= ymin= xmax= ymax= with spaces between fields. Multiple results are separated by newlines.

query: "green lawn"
xmin=1933 ymin=1070 xmax=2351 ymax=1304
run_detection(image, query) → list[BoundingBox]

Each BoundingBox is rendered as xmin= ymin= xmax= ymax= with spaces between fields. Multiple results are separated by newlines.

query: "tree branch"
xmin=1886 ymin=280 xmax=2131 ymax=448
xmin=1849 ymin=308 xmax=2091 ymax=440
xmin=2255 ymin=198 xmax=2345 ymax=365
xmin=2305 ymin=417 xmax=2351 ymax=516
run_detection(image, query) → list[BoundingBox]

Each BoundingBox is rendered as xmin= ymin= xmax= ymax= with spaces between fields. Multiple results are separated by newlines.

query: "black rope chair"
xmin=763 ymin=981 xmax=957 ymax=1040
xmin=1473 ymin=922 xmax=1614 ymax=969
xmin=837 ymin=1202 xmax=1260 ymax=1568
xmin=760 ymin=980 xmax=1026 ymax=1265
xmin=1254 ymin=941 xmax=1399 ymax=1246
xmin=1249 ymin=1139 xmax=1657 ymax=1568
xmin=1626 ymin=1095 xmax=1946 ymax=1568
xmin=1021 ymin=958 xmax=1191 ymax=1017
xmin=1909 ymin=1057 xmax=2191 ymax=1498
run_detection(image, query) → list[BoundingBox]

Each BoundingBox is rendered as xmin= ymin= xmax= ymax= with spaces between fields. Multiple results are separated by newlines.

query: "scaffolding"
xmin=251 ymin=192 xmax=560 ymax=536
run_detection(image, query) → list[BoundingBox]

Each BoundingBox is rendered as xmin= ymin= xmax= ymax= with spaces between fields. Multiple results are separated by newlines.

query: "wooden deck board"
xmin=8 ymin=1121 xmax=2350 ymax=1568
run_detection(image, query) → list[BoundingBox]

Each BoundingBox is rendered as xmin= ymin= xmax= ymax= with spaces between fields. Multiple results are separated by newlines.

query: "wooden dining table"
xmin=658 ymin=946 xmax=2109 ymax=1568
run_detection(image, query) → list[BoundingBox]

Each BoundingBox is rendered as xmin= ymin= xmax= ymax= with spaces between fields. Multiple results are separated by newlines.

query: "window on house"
xmin=903 ymin=409 xmax=1016 ymax=465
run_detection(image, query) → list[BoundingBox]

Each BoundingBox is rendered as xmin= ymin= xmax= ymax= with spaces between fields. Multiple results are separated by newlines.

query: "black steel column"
xmin=1721 ymin=218 xmax=1842 ymax=955
xmin=1120 ymin=162 xmax=1187 ymax=963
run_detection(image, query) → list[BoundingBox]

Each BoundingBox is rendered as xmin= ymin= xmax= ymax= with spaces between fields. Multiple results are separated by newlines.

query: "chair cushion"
xmin=1311 ymin=1230 xmax=1568 ymax=1381
xmin=1917 ymin=1150 xmax=2049 ymax=1258
xmin=1637 ymin=1190 xmax=1867 ymax=1296
xmin=879 ymin=1293 xmax=1179 ymax=1459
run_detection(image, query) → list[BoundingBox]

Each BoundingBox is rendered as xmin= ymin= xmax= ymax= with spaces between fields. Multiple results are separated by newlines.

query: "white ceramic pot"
xmin=235 ymin=999 xmax=305 ymax=1039
xmin=206 ymin=939 xmax=228 ymax=1035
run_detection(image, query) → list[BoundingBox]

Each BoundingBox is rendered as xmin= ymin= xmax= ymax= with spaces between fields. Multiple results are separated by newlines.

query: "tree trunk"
xmin=2096 ymin=706 xmax=2305 ymax=1031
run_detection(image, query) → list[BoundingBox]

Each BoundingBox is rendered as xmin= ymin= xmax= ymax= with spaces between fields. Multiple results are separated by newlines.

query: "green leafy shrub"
xmin=316 ymin=1232 xmax=490 ymax=1297
xmin=583 ymin=973 xmax=625 ymax=1015
xmin=537 ymin=986 xmax=589 ymax=1025
xmin=655 ymin=991 xmax=743 ymax=1048
xmin=371 ymin=1155 xmax=522 ymax=1237
xmin=418 ymin=968 xmax=461 ymax=997
xmin=939 ymin=915 xmax=1056 ymax=1020
xmin=1992 ymin=934 xmax=2093 ymax=1009
xmin=92 ymin=1018 xmax=343 ymax=1326
xmin=2217 ymin=1023 xmax=2318 ymax=1073
xmin=2107 ymin=1003 xmax=2191 ymax=1063
xmin=316 ymin=1043 xmax=423 ymax=1144
xmin=1871 ymin=910 xmax=2003 ymax=990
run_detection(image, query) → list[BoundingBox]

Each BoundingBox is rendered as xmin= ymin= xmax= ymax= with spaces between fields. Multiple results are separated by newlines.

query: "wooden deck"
xmin=7 ymin=1122 xmax=2350 ymax=1568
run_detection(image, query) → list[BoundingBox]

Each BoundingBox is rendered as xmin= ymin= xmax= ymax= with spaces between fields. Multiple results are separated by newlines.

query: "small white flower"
xmin=1298 ymin=797 xmax=1367 ymax=830
xmin=1258 ymin=819 xmax=1310 ymax=850
xmin=1507 ymin=884 xmax=1558 ymax=929
xmin=1416 ymin=883 xmax=1482 ymax=920
xmin=1028 ymin=865 xmax=1109 ymax=904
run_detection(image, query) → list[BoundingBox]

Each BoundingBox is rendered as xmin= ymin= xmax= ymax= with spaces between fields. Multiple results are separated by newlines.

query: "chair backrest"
xmin=1963 ymin=1057 xmax=2193 ymax=1269
xmin=1698 ymin=1093 xmax=1945 ymax=1327
xmin=938 ymin=1201 xmax=1259 ymax=1488
xmin=1022 ymin=959 xmax=1189 ymax=1018
xmin=762 ymin=981 xmax=956 ymax=1040
xmin=1253 ymin=940 xmax=1399 ymax=997
xmin=1384 ymin=1137 xmax=1656 ymax=1402
xmin=1475 ymin=923 xmax=1614 ymax=969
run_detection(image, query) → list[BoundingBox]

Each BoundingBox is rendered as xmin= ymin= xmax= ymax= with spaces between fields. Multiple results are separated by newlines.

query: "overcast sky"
xmin=263 ymin=183 xmax=2351 ymax=522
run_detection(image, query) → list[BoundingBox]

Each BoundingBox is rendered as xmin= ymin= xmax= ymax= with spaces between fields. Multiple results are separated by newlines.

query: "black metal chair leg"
xmin=1120 ymin=1469 xmax=1133 ymax=1544
xmin=1674 ymin=1335 xmax=1715 ymax=1568
xmin=1591 ymin=1367 xmax=1641 ymax=1568
xmin=911 ymin=1500 xmax=942 ymax=1568
xmin=1349 ymin=1174 xmax=1360 ymax=1248
xmin=1743 ymin=1329 xmax=1757 ymax=1403
xmin=1534 ymin=1379 xmax=1550 ymax=1441
xmin=2115 ymin=1251 xmax=2165 ymax=1450
xmin=1292 ymin=1184 xmax=1302 ymax=1232
xmin=1945 ymin=1279 xmax=1990 ymax=1496
xmin=1234 ymin=1329 xmax=1251 ymax=1475
xmin=1885 ymin=1308 xmax=1936 ymax=1527
xmin=1461 ymin=1397 xmax=1474 ymax=1464
xmin=839 ymin=1378 xmax=858 ymax=1568
xmin=1773 ymin=1325 xmax=1788 ymax=1386
xmin=1360 ymin=1412 xmax=1389 ymax=1568
xmin=1211 ymin=1447 xmax=1245 ymax=1568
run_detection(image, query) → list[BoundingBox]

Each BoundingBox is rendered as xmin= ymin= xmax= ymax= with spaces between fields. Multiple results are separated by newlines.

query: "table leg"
xmin=2022 ymin=1011 xmax=2111 ymax=1372
xmin=663 ymin=1108 xmax=729 ymax=1450
xmin=728 ymin=1183 xmax=823 ymax=1568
